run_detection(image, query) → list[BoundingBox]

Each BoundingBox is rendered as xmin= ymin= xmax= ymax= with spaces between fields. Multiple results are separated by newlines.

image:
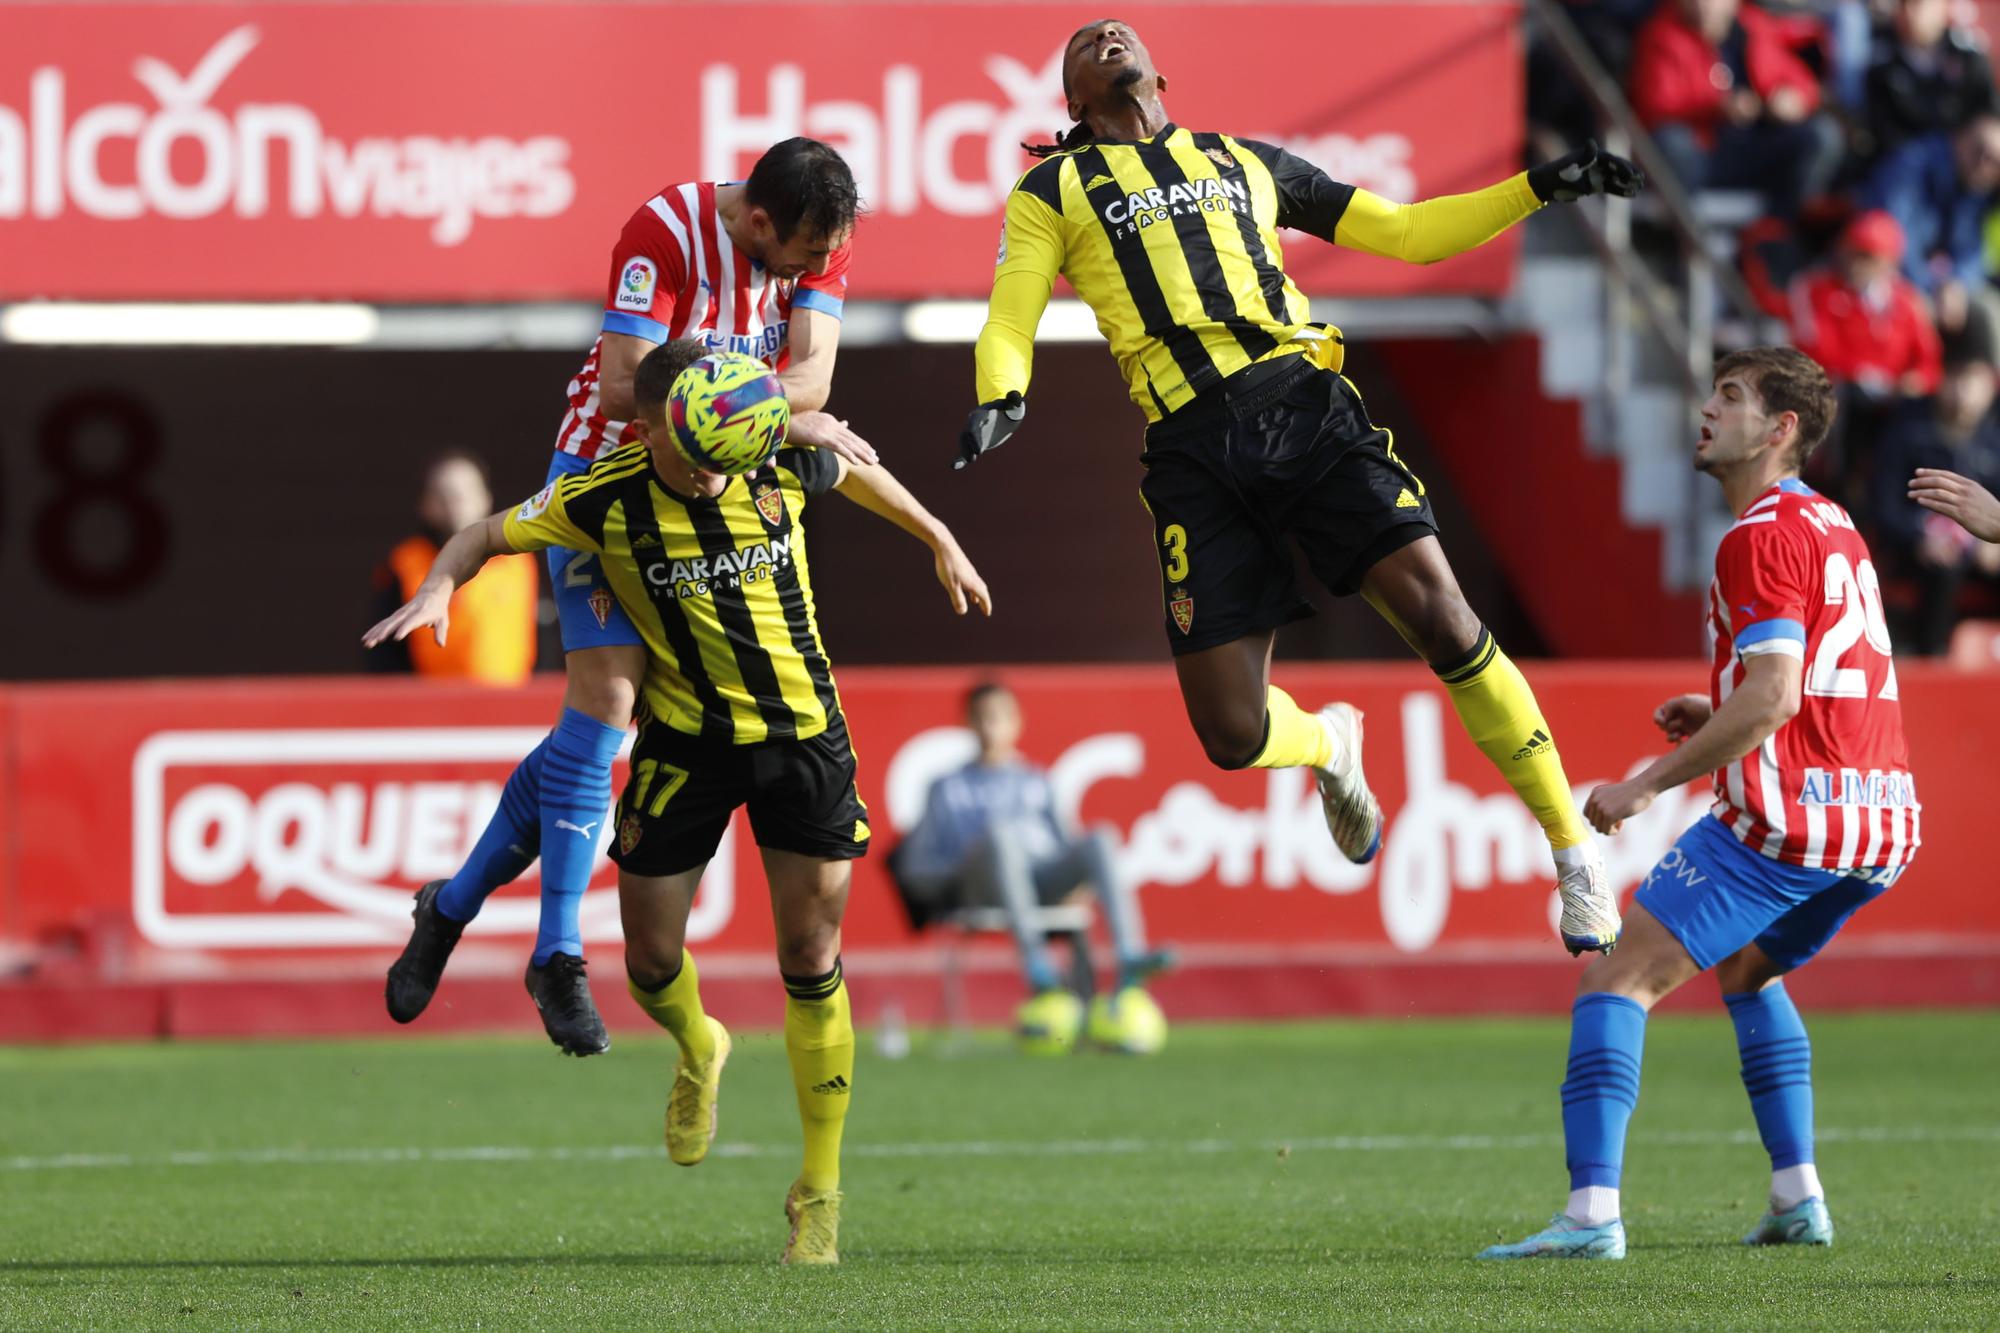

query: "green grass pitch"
xmin=3 ymin=1011 xmax=1995 ymax=1329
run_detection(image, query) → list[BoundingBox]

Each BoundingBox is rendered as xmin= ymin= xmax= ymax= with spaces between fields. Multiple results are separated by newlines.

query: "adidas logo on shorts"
xmin=1395 ymin=488 xmax=1420 ymax=510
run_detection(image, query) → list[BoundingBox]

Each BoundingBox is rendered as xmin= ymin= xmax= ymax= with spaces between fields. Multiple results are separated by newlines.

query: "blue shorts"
xmin=1635 ymin=813 xmax=1904 ymax=971
xmin=544 ymin=451 xmax=644 ymax=653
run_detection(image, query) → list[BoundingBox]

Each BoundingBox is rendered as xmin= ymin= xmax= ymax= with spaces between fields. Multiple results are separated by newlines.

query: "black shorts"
xmin=609 ymin=711 xmax=871 ymax=878
xmin=1138 ymin=356 xmax=1438 ymax=655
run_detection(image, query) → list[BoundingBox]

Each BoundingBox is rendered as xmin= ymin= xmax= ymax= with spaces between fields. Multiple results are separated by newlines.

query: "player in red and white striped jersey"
xmin=1482 ymin=348 xmax=1919 ymax=1261
xmin=1700 ymin=477 xmax=1918 ymax=869
xmin=385 ymin=140 xmax=880 ymax=1059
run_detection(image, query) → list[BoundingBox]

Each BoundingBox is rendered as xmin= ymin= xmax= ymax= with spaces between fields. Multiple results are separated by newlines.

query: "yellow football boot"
xmin=781 ymin=1177 xmax=842 ymax=1265
xmin=665 ymin=1016 xmax=730 ymax=1166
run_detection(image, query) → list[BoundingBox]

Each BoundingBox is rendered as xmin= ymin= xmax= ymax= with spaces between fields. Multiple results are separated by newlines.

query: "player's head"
xmin=630 ymin=338 xmax=733 ymax=498
xmin=418 ymin=450 xmax=494 ymax=536
xmin=1698 ymin=347 xmax=1837 ymax=478
xmin=1026 ymin=19 xmax=1165 ymax=158
xmin=742 ymin=138 xmax=858 ymax=279
xmin=965 ymin=680 xmax=1023 ymax=757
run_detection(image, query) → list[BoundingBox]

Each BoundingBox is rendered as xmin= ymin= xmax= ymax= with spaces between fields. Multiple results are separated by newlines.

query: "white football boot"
xmin=1313 ymin=703 xmax=1382 ymax=864
xmin=1554 ymin=840 xmax=1621 ymax=955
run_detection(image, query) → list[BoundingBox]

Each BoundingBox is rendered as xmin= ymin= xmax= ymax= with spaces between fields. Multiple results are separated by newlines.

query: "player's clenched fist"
xmin=1584 ymin=779 xmax=1654 ymax=836
xmin=1653 ymin=694 xmax=1712 ymax=744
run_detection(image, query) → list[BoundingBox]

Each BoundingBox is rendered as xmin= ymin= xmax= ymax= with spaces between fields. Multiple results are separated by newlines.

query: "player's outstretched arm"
xmin=1322 ymin=141 xmax=1641 ymax=266
xmin=362 ymin=513 xmax=517 ymax=650
xmin=833 ymin=459 xmax=993 ymax=616
xmin=1585 ymin=655 xmax=1799 ymax=834
xmin=1909 ymin=467 xmax=2000 ymax=542
xmin=962 ymin=185 xmax=1062 ymax=470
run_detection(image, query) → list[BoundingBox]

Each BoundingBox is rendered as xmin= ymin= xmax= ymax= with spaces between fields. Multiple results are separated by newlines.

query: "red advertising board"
xmin=0 ymin=3 xmax=1524 ymax=302
xmin=1 ymin=663 xmax=1994 ymax=1037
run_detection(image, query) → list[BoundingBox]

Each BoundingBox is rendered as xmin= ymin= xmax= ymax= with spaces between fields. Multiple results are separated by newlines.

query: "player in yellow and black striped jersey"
xmin=957 ymin=19 xmax=1643 ymax=954
xmin=368 ymin=338 xmax=990 ymax=1263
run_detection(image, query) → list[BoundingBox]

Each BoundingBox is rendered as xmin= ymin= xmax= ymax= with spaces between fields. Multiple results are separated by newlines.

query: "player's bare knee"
xmin=624 ymin=936 xmax=683 ymax=990
xmin=1192 ymin=710 xmax=1266 ymax=770
xmin=776 ymin=929 xmax=840 ymax=980
xmin=1416 ymin=601 xmax=1484 ymax=668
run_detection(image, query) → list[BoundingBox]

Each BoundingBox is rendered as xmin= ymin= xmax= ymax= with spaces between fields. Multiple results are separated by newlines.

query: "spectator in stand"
xmin=369 ymin=451 xmax=538 ymax=684
xmin=1872 ymin=357 xmax=2000 ymax=652
xmin=1630 ymin=0 xmax=1845 ymax=218
xmin=1791 ymin=210 xmax=1944 ymax=400
xmin=1864 ymin=0 xmax=1999 ymax=159
xmin=1862 ymin=112 xmax=2000 ymax=357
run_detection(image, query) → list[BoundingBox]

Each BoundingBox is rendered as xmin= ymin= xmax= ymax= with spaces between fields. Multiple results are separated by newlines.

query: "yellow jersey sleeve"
xmin=1332 ymin=175 xmax=1542 ymax=265
xmin=975 ymin=181 xmax=1065 ymax=402
xmin=501 ymin=476 xmax=597 ymax=554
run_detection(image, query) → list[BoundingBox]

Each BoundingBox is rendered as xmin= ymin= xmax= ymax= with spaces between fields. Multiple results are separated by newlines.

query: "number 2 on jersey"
xmin=1805 ymin=553 xmax=1898 ymax=701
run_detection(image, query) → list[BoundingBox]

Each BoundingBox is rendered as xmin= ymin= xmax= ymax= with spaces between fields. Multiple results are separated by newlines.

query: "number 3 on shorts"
xmin=1161 ymin=524 xmax=1190 ymax=582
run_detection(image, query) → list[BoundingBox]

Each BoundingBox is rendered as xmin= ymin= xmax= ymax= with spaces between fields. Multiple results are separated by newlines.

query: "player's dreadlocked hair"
xmin=1024 ymin=21 xmax=1103 ymax=158
xmin=1023 ymin=122 xmax=1096 ymax=159
xmin=744 ymin=137 xmax=861 ymax=241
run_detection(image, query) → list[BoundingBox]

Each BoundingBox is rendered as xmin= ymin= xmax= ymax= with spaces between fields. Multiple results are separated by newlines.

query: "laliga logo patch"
xmin=588 ymin=588 xmax=614 ymax=630
xmin=1169 ymin=587 xmax=1194 ymax=635
xmin=753 ymin=481 xmax=785 ymax=528
xmin=616 ymin=257 xmax=657 ymax=312
xmin=518 ymin=484 xmax=555 ymax=521
xmin=619 ymin=812 xmax=643 ymax=856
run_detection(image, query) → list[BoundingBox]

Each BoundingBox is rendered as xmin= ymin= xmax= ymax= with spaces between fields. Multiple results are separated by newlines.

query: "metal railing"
xmin=1524 ymin=0 xmax=1776 ymax=398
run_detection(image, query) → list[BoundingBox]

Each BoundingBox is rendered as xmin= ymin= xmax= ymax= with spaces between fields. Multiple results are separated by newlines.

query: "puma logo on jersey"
xmin=554 ymin=819 xmax=599 ymax=838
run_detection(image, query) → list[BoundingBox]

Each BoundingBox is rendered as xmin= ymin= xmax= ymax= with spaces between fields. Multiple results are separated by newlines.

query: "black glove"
xmin=1528 ymin=139 xmax=1644 ymax=204
xmin=954 ymin=391 xmax=1026 ymax=469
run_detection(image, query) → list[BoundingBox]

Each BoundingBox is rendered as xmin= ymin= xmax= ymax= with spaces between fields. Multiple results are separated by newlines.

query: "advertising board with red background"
xmin=2 ymin=664 xmax=1993 ymax=1039
xmin=0 ymin=3 xmax=1524 ymax=302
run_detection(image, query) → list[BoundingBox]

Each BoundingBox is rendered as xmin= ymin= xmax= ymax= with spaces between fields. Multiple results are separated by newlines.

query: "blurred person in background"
xmin=1873 ymin=357 xmax=2000 ymax=651
xmin=1862 ymin=112 xmax=2000 ymax=356
xmin=1863 ymin=0 xmax=1998 ymax=159
xmin=1629 ymin=0 xmax=1844 ymax=219
xmin=893 ymin=681 xmax=1172 ymax=1052
xmin=1790 ymin=210 xmax=1942 ymax=401
xmin=1789 ymin=209 xmax=1943 ymax=488
xmin=369 ymin=451 xmax=537 ymax=686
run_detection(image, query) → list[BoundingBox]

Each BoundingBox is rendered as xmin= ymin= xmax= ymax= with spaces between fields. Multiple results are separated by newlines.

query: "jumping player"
xmin=1480 ymin=348 xmax=1920 ymax=1259
xmin=368 ymin=341 xmax=991 ymax=1264
xmin=957 ymin=20 xmax=1642 ymax=950
xmin=385 ymin=138 xmax=877 ymax=1054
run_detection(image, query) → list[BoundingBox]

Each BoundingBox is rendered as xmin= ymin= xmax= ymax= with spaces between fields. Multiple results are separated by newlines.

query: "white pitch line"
xmin=4 ymin=1125 xmax=1996 ymax=1174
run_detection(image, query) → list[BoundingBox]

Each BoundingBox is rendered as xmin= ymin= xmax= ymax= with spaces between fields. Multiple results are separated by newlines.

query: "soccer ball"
xmin=1014 ymin=989 xmax=1085 ymax=1057
xmin=668 ymin=351 xmax=791 ymax=475
xmin=1087 ymin=986 xmax=1169 ymax=1055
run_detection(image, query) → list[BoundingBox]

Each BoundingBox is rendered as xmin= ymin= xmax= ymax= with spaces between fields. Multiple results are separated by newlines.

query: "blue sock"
xmin=1561 ymin=993 xmax=1648 ymax=1190
xmin=436 ymin=737 xmax=546 ymax=923
xmin=1725 ymin=982 xmax=1814 ymax=1170
xmin=532 ymin=708 xmax=624 ymax=966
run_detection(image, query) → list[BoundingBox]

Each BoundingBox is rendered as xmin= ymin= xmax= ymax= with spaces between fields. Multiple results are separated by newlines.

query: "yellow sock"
xmin=626 ymin=948 xmax=718 ymax=1065
xmin=1436 ymin=629 xmax=1590 ymax=851
xmin=782 ymin=960 xmax=853 ymax=1194
xmin=1247 ymin=686 xmax=1334 ymax=769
